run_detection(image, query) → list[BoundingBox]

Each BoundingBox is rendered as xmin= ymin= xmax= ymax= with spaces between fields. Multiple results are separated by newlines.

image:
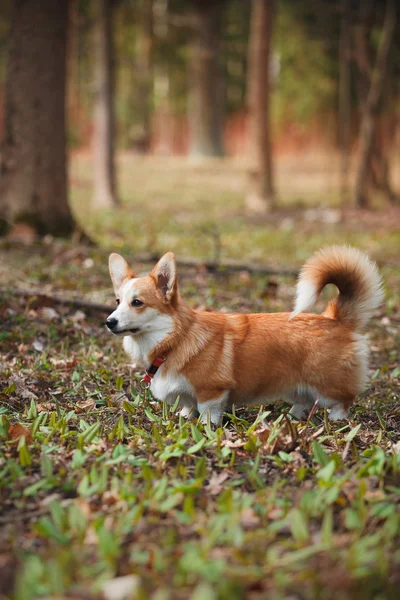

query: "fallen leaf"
xmin=75 ymin=399 xmax=97 ymax=413
xmin=32 ymin=339 xmax=45 ymax=352
xmin=37 ymin=402 xmax=56 ymax=413
xmin=205 ymin=471 xmax=230 ymax=495
xmin=102 ymin=575 xmax=140 ymax=600
xmin=69 ymin=310 xmax=86 ymax=323
xmin=10 ymin=375 xmax=38 ymax=400
xmin=240 ymin=507 xmax=260 ymax=529
xmin=40 ymin=307 xmax=59 ymax=321
xmin=50 ymin=357 xmax=78 ymax=369
xmin=8 ymin=424 xmax=32 ymax=444
xmin=257 ymin=419 xmax=298 ymax=455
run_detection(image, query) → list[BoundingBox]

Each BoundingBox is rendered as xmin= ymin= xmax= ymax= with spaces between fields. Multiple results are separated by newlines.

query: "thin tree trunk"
xmin=0 ymin=0 xmax=73 ymax=236
xmin=354 ymin=0 xmax=397 ymax=208
xmin=133 ymin=0 xmax=153 ymax=154
xmin=92 ymin=0 xmax=119 ymax=208
xmin=338 ymin=0 xmax=351 ymax=205
xmin=189 ymin=0 xmax=225 ymax=158
xmin=246 ymin=0 xmax=275 ymax=214
xmin=153 ymin=0 xmax=171 ymax=155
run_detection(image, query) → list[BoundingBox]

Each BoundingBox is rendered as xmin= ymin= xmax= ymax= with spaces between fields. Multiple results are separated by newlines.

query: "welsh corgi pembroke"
xmin=106 ymin=246 xmax=383 ymax=424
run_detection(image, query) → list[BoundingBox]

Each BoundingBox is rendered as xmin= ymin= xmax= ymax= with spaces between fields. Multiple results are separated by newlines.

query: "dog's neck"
xmin=125 ymin=295 xmax=196 ymax=365
xmin=148 ymin=297 xmax=195 ymax=362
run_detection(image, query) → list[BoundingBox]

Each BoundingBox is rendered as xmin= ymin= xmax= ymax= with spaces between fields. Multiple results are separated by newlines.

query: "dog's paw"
xmin=180 ymin=405 xmax=198 ymax=419
xmin=328 ymin=405 xmax=349 ymax=421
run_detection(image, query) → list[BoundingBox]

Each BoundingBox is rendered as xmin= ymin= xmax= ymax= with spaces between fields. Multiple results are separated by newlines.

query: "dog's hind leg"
xmin=287 ymin=387 xmax=316 ymax=420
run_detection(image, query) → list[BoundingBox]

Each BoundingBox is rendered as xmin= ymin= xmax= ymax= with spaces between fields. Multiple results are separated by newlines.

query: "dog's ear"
xmin=109 ymin=253 xmax=135 ymax=293
xmin=151 ymin=252 xmax=177 ymax=303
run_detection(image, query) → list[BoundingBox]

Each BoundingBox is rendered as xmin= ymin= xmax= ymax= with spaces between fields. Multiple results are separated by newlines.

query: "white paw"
xmin=197 ymin=393 xmax=228 ymax=426
xmin=329 ymin=405 xmax=349 ymax=421
xmin=197 ymin=405 xmax=224 ymax=426
xmin=199 ymin=410 xmax=221 ymax=426
xmin=180 ymin=405 xmax=196 ymax=419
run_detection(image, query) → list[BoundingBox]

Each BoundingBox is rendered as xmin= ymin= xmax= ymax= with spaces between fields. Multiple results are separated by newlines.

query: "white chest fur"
xmin=150 ymin=367 xmax=196 ymax=408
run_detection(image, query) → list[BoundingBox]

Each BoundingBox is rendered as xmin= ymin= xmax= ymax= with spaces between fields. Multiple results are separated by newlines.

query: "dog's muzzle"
xmin=105 ymin=318 xmax=141 ymax=335
xmin=105 ymin=317 xmax=118 ymax=331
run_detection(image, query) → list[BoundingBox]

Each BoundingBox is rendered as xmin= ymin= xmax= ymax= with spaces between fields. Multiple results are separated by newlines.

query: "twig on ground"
xmin=342 ymin=439 xmax=352 ymax=461
xmin=0 ymin=287 xmax=112 ymax=313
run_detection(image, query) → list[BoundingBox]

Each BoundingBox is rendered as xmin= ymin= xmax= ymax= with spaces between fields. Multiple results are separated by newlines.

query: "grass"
xmin=70 ymin=154 xmax=400 ymax=264
xmin=1 ymin=156 xmax=400 ymax=599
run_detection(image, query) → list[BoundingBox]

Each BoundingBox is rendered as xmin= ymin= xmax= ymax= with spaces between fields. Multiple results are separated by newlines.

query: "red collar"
xmin=140 ymin=355 xmax=167 ymax=389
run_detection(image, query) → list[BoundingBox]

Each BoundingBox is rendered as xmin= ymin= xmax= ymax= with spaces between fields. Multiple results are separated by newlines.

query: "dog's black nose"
xmin=106 ymin=317 xmax=118 ymax=330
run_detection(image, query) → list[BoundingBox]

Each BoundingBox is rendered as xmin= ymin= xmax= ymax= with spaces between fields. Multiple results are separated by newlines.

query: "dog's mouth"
xmin=106 ymin=326 xmax=141 ymax=336
xmin=116 ymin=327 xmax=141 ymax=335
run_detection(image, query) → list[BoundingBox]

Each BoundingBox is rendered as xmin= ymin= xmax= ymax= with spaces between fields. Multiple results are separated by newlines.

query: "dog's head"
xmin=106 ymin=252 xmax=177 ymax=336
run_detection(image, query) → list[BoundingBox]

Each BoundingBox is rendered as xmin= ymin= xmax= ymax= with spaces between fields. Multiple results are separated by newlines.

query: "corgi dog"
xmin=106 ymin=246 xmax=383 ymax=424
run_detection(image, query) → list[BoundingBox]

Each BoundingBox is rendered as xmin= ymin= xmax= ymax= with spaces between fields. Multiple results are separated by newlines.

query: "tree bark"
xmin=0 ymin=0 xmax=74 ymax=236
xmin=189 ymin=0 xmax=225 ymax=158
xmin=354 ymin=0 xmax=397 ymax=208
xmin=92 ymin=0 xmax=119 ymax=208
xmin=246 ymin=0 xmax=276 ymax=214
xmin=338 ymin=0 xmax=351 ymax=205
xmin=132 ymin=0 xmax=153 ymax=154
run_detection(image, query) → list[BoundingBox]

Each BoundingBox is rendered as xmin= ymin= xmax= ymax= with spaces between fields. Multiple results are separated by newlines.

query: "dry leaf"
xmin=75 ymin=399 xmax=96 ymax=413
xmin=50 ymin=357 xmax=78 ymax=369
xmin=33 ymin=339 xmax=45 ymax=352
xmin=240 ymin=507 xmax=260 ymax=529
xmin=257 ymin=419 xmax=298 ymax=455
xmin=37 ymin=402 xmax=57 ymax=413
xmin=10 ymin=375 xmax=38 ymax=400
xmin=40 ymin=307 xmax=59 ymax=321
xmin=206 ymin=471 xmax=230 ymax=495
xmin=102 ymin=575 xmax=140 ymax=600
xmin=69 ymin=310 xmax=86 ymax=323
xmin=8 ymin=424 xmax=32 ymax=444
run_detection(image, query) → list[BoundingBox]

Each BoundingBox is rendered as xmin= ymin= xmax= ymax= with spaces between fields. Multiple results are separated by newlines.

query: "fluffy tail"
xmin=291 ymin=246 xmax=384 ymax=328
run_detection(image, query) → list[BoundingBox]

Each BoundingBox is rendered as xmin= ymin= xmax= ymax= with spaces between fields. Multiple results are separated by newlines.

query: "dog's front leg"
xmin=197 ymin=392 xmax=229 ymax=426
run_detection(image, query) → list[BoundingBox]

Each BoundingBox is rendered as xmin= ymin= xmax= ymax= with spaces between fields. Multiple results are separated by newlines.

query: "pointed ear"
xmin=108 ymin=253 xmax=135 ymax=293
xmin=151 ymin=252 xmax=177 ymax=303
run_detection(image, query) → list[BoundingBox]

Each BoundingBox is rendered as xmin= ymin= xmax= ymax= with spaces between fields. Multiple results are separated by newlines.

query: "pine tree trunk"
xmin=0 ymin=0 xmax=73 ymax=236
xmin=133 ymin=0 xmax=153 ymax=154
xmin=189 ymin=0 xmax=225 ymax=158
xmin=246 ymin=0 xmax=275 ymax=214
xmin=354 ymin=0 xmax=397 ymax=208
xmin=92 ymin=0 xmax=119 ymax=208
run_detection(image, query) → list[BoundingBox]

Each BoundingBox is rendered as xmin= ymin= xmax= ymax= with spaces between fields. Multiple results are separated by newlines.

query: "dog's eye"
xmin=116 ymin=299 xmax=120 ymax=305
xmin=132 ymin=299 xmax=143 ymax=307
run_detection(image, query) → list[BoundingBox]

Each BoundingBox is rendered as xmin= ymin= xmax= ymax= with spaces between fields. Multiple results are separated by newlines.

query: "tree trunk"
xmin=338 ymin=0 xmax=351 ymax=205
xmin=354 ymin=0 xmax=397 ymax=208
xmin=92 ymin=0 xmax=119 ymax=208
xmin=133 ymin=0 xmax=153 ymax=154
xmin=189 ymin=0 xmax=225 ymax=158
xmin=0 ymin=0 xmax=73 ymax=236
xmin=246 ymin=0 xmax=276 ymax=214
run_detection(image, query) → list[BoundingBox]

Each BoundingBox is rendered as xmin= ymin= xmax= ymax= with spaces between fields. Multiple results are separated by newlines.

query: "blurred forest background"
xmin=1 ymin=3 xmax=400 ymax=598
xmin=0 ymin=0 xmax=399 ymax=260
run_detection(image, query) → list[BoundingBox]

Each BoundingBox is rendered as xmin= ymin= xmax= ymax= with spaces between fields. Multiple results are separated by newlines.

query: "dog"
xmin=106 ymin=246 xmax=383 ymax=424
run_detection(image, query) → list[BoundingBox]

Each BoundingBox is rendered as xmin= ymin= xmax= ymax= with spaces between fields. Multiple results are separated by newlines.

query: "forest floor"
xmin=1 ymin=158 xmax=400 ymax=600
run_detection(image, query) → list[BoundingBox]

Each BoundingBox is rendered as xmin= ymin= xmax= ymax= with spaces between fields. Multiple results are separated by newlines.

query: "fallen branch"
xmin=132 ymin=253 xmax=299 ymax=278
xmin=0 ymin=287 xmax=113 ymax=313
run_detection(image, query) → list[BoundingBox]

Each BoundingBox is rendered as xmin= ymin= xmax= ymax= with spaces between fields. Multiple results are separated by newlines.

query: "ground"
xmin=1 ymin=157 xmax=400 ymax=600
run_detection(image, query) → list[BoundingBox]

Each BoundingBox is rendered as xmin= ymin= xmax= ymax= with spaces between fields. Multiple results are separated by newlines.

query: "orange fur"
xmin=107 ymin=246 xmax=383 ymax=421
